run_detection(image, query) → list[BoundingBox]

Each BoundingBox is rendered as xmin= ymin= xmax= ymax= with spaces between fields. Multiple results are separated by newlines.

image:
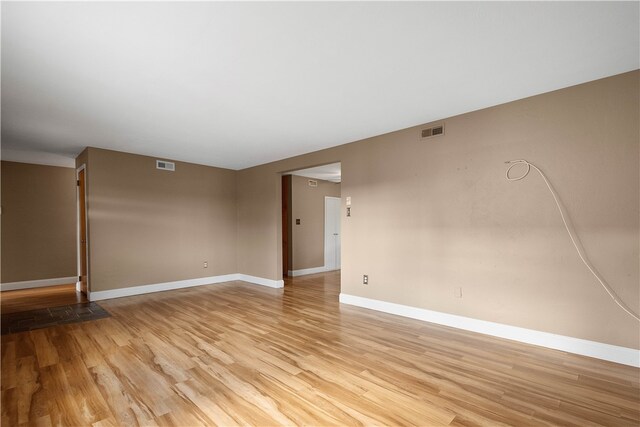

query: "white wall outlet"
xmin=455 ymin=287 xmax=462 ymax=298
xmin=203 ymin=261 xmax=208 ymax=268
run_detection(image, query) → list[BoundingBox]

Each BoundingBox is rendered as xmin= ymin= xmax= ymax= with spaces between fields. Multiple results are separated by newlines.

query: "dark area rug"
xmin=1 ymin=302 xmax=110 ymax=335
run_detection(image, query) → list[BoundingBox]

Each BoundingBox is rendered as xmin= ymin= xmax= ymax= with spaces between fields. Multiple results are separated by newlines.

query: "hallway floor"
xmin=1 ymin=284 xmax=87 ymax=315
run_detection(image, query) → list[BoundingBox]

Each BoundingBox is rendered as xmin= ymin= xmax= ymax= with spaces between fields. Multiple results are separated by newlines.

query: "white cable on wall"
xmin=505 ymin=159 xmax=640 ymax=322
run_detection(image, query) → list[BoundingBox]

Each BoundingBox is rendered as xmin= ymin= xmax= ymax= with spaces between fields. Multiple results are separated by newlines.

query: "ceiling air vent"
xmin=156 ymin=160 xmax=175 ymax=171
xmin=308 ymin=179 xmax=318 ymax=187
xmin=420 ymin=124 xmax=445 ymax=140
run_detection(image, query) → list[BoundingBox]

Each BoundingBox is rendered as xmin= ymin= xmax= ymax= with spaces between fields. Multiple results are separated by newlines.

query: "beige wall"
xmin=290 ymin=176 xmax=341 ymax=271
xmin=1 ymin=161 xmax=77 ymax=283
xmin=237 ymin=71 xmax=639 ymax=349
xmin=77 ymin=148 xmax=237 ymax=292
xmin=72 ymin=72 xmax=639 ymax=349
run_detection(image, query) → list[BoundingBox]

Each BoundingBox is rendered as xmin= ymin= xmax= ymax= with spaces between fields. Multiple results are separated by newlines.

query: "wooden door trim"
xmin=281 ymin=175 xmax=292 ymax=277
xmin=76 ymin=164 xmax=90 ymax=298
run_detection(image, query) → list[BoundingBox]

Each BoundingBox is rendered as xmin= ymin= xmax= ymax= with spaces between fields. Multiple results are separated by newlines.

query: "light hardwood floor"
xmin=2 ymin=271 xmax=639 ymax=426
xmin=1 ymin=284 xmax=87 ymax=315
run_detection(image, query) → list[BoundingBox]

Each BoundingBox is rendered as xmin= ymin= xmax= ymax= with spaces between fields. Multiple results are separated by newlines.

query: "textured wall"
xmin=77 ymin=148 xmax=237 ymax=292
xmin=237 ymin=71 xmax=639 ymax=349
xmin=1 ymin=161 xmax=77 ymax=283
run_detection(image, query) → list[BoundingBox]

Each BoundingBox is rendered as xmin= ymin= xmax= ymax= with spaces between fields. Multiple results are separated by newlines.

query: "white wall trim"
xmin=1 ymin=276 xmax=79 ymax=291
xmin=288 ymin=266 xmax=330 ymax=277
xmin=89 ymin=274 xmax=240 ymax=301
xmin=89 ymin=273 xmax=283 ymax=301
xmin=339 ymin=293 xmax=640 ymax=368
xmin=238 ymin=274 xmax=284 ymax=288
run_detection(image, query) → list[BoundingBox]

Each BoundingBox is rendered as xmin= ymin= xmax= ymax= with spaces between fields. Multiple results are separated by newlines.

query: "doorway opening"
xmin=0 ymin=162 xmax=87 ymax=316
xmin=281 ymin=163 xmax=341 ymax=278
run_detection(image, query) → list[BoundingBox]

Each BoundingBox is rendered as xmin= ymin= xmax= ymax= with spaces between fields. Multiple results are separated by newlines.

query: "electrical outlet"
xmin=454 ymin=287 xmax=462 ymax=298
xmin=363 ymin=275 xmax=368 ymax=285
xmin=203 ymin=261 xmax=208 ymax=268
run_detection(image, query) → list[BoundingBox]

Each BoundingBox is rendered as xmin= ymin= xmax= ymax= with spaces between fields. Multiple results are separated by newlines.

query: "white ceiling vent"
xmin=308 ymin=179 xmax=318 ymax=187
xmin=420 ymin=124 xmax=445 ymax=140
xmin=156 ymin=160 xmax=175 ymax=171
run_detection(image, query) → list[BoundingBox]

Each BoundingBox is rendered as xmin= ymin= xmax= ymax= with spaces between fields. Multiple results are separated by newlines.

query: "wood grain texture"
xmin=1 ymin=271 xmax=638 ymax=426
xmin=1 ymin=285 xmax=86 ymax=315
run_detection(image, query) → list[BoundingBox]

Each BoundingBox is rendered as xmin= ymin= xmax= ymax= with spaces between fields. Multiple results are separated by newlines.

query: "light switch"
xmin=346 ymin=196 xmax=351 ymax=207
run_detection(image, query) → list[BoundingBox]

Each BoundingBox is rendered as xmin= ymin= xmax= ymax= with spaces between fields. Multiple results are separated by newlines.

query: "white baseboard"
xmin=89 ymin=274 xmax=240 ymax=301
xmin=339 ymin=293 xmax=640 ymax=368
xmin=89 ymin=273 xmax=283 ymax=301
xmin=288 ymin=266 xmax=330 ymax=277
xmin=0 ymin=276 xmax=78 ymax=291
xmin=237 ymin=274 xmax=284 ymax=288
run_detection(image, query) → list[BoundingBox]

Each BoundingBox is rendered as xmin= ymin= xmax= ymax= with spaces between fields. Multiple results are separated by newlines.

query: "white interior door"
xmin=324 ymin=197 xmax=341 ymax=271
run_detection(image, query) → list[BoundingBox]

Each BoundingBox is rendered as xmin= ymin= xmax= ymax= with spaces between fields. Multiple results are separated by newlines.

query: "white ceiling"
xmin=290 ymin=162 xmax=341 ymax=183
xmin=2 ymin=2 xmax=638 ymax=169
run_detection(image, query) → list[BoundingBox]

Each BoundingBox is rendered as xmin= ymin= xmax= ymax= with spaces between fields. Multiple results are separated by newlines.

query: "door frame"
xmin=281 ymin=175 xmax=292 ymax=277
xmin=76 ymin=164 xmax=90 ymax=298
xmin=324 ymin=196 xmax=341 ymax=271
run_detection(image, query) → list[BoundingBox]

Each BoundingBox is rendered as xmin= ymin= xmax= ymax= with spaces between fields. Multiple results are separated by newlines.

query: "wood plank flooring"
xmin=1 ymin=284 xmax=87 ymax=315
xmin=1 ymin=271 xmax=639 ymax=426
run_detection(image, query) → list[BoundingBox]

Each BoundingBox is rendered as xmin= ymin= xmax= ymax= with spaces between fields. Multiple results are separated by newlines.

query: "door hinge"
xmin=77 ymin=180 xmax=80 ymax=186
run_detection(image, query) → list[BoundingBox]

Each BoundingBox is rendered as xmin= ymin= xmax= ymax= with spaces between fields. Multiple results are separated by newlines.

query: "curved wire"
xmin=505 ymin=159 xmax=640 ymax=322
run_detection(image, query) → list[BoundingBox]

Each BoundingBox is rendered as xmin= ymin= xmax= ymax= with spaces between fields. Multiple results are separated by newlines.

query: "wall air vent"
xmin=420 ymin=124 xmax=445 ymax=140
xmin=308 ymin=179 xmax=318 ymax=187
xmin=156 ymin=160 xmax=175 ymax=171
